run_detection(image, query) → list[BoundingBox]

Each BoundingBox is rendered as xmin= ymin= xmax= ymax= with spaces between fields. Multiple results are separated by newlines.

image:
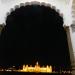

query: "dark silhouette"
xmin=0 ymin=5 xmax=71 ymax=68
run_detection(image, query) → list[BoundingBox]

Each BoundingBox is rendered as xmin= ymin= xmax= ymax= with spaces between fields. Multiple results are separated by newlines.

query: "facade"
xmin=0 ymin=0 xmax=75 ymax=74
xmin=22 ymin=62 xmax=52 ymax=73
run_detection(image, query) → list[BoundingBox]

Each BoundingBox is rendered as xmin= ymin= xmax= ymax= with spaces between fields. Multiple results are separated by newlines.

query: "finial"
xmin=36 ymin=61 xmax=38 ymax=65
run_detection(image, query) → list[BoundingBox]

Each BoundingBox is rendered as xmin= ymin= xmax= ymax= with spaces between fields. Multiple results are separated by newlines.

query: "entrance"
xmin=0 ymin=3 xmax=71 ymax=69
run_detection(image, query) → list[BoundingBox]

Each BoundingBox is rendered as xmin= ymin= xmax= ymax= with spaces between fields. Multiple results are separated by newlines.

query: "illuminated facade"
xmin=22 ymin=62 xmax=52 ymax=73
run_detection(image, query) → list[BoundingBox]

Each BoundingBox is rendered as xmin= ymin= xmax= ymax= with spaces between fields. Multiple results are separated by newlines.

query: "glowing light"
xmin=21 ymin=62 xmax=52 ymax=73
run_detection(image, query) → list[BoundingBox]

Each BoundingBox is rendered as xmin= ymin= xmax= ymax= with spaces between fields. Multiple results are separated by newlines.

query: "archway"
xmin=0 ymin=2 xmax=71 ymax=69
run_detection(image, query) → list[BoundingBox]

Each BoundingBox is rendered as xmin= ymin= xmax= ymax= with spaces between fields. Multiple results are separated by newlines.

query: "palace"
xmin=21 ymin=62 xmax=52 ymax=73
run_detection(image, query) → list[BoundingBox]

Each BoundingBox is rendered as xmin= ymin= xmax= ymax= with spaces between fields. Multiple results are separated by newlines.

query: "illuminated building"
xmin=22 ymin=62 xmax=52 ymax=73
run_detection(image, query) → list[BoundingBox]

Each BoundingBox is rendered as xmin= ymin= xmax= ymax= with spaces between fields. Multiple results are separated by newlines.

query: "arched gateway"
xmin=0 ymin=1 xmax=75 ymax=74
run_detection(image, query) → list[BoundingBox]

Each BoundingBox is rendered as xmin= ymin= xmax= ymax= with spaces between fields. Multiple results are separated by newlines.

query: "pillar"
xmin=64 ymin=25 xmax=75 ymax=75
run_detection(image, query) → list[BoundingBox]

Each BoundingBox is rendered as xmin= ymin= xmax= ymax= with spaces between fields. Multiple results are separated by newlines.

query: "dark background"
xmin=0 ymin=5 xmax=71 ymax=68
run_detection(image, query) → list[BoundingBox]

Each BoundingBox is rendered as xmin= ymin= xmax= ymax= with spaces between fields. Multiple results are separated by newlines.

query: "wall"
xmin=0 ymin=1 xmax=75 ymax=73
xmin=0 ymin=0 xmax=72 ymax=26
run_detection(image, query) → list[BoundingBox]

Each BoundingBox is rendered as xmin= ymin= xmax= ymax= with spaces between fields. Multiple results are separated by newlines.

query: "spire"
xmin=36 ymin=61 xmax=38 ymax=66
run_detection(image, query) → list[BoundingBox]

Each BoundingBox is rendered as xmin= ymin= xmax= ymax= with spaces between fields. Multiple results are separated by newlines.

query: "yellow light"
xmin=22 ymin=62 xmax=52 ymax=73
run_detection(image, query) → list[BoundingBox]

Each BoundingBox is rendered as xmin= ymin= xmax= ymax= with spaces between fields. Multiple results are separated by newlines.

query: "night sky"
xmin=0 ymin=5 xmax=71 ymax=67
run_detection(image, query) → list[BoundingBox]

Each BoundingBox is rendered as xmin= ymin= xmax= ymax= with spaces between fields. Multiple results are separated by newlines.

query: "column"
xmin=64 ymin=25 xmax=75 ymax=75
